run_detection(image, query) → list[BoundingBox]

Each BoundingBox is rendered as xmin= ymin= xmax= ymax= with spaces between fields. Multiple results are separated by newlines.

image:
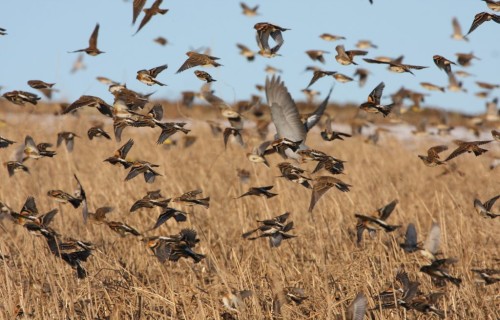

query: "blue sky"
xmin=0 ymin=0 xmax=498 ymax=114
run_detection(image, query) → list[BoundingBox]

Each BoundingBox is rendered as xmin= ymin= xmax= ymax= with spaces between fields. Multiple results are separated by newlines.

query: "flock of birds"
xmin=0 ymin=1 xmax=500 ymax=319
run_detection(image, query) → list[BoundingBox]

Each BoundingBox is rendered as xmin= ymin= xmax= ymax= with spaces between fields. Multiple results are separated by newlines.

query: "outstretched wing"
xmin=265 ymin=76 xmax=306 ymax=142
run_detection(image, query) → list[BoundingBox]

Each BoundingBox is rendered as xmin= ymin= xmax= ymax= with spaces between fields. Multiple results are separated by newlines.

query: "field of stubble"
xmin=0 ymin=105 xmax=499 ymax=320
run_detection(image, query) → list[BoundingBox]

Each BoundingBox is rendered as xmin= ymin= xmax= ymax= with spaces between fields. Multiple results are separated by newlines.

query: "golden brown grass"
xmin=0 ymin=103 xmax=499 ymax=319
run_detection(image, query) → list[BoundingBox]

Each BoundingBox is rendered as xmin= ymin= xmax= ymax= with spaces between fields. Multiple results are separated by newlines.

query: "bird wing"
xmin=133 ymin=0 xmax=147 ymax=24
xmin=89 ymin=24 xmax=100 ymax=49
xmin=149 ymin=64 xmax=168 ymax=78
xmin=467 ymin=12 xmax=490 ymax=35
xmin=452 ymin=17 xmax=463 ymax=36
xmin=424 ymin=222 xmax=440 ymax=255
xmin=484 ymin=195 xmax=500 ymax=211
xmin=265 ymin=76 xmax=306 ymax=142
xmin=303 ymin=86 xmax=333 ymax=132
xmin=368 ymin=82 xmax=385 ymax=104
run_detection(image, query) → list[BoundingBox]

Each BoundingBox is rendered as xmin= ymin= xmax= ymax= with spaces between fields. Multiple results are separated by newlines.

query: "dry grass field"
xmin=0 ymin=101 xmax=499 ymax=320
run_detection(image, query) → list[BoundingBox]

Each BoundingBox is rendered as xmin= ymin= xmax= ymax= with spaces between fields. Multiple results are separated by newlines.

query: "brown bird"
xmin=433 ymin=55 xmax=456 ymax=74
xmin=237 ymin=186 xmax=277 ymax=199
xmin=418 ymin=145 xmax=448 ymax=167
xmin=70 ymin=23 xmax=104 ymax=56
xmin=321 ymin=115 xmax=352 ymax=141
xmin=173 ymin=189 xmax=210 ymax=209
xmin=420 ymin=82 xmax=446 ymax=93
xmin=474 ymin=195 xmax=499 ymax=219
xmin=236 ymin=43 xmax=256 ymax=61
xmin=135 ymin=0 xmax=169 ymax=35
xmin=254 ymin=22 xmax=290 ymax=57
xmin=145 ymin=229 xmax=205 ymax=263
xmin=2 ymin=90 xmax=40 ymax=106
xmin=420 ymin=259 xmax=462 ymax=287
xmin=153 ymin=36 xmax=168 ymax=46
xmin=104 ymin=138 xmax=134 ymax=169
xmin=242 ymin=212 xmax=296 ymax=247
xmin=57 ymin=132 xmax=79 ymax=152
xmin=451 ymin=17 xmax=469 ymax=41
xmin=476 ymin=81 xmax=500 ymax=90
xmin=136 ymin=64 xmax=168 ymax=86
xmin=309 ymin=176 xmax=351 ymax=212
xmin=194 ymin=70 xmax=216 ymax=83
xmin=0 ymin=136 xmax=15 ymax=148
xmin=444 ymin=139 xmax=493 ymax=161
xmin=355 ymin=200 xmax=400 ymax=244
xmin=466 ymin=12 xmax=500 ymax=36
xmin=63 ymin=95 xmax=112 ymax=116
xmin=27 ymin=80 xmax=57 ymax=99
xmin=306 ymin=70 xmax=337 ymax=88
xmin=87 ymin=126 xmax=111 ymax=140
xmin=492 ymin=129 xmax=500 ymax=141
xmin=106 ymin=221 xmax=141 ymax=237
xmin=353 ymin=68 xmax=370 ymax=87
xmin=471 ymin=269 xmax=500 ymax=285
xmin=130 ymin=190 xmax=171 ymax=212
xmin=363 ymin=58 xmax=428 ymax=75
xmin=305 ymin=50 xmax=330 ymax=64
xmin=456 ymin=52 xmax=480 ymax=67
xmin=335 ymin=45 xmax=367 ymax=65
xmin=482 ymin=0 xmax=500 ymax=11
xmin=157 ymin=122 xmax=190 ymax=144
xmin=277 ymin=162 xmax=312 ymax=189
xmin=150 ymin=207 xmax=188 ymax=229
xmin=223 ymin=127 xmax=244 ymax=149
xmin=87 ymin=207 xmax=113 ymax=224
xmin=240 ymin=2 xmax=259 ymax=16
xmin=23 ymin=135 xmax=56 ymax=161
xmin=359 ymin=82 xmax=394 ymax=117
xmin=125 ymin=161 xmax=161 ymax=183
xmin=5 ymin=161 xmax=29 ymax=177
xmin=247 ymin=141 xmax=271 ymax=167
xmin=319 ymin=33 xmax=345 ymax=42
xmin=176 ymin=51 xmax=222 ymax=73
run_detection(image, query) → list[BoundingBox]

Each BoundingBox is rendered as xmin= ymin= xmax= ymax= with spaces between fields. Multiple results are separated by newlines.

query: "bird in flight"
xmin=70 ymin=24 xmax=104 ymax=56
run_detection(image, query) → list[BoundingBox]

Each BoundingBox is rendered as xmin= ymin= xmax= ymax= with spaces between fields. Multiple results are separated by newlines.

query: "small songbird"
xmin=471 ymin=269 xmax=500 ymax=285
xmin=355 ymin=200 xmax=400 ymax=244
xmin=247 ymin=141 xmax=271 ymax=167
xmin=321 ymin=115 xmax=352 ymax=141
xmin=194 ymin=70 xmax=216 ymax=83
xmin=136 ymin=64 xmax=168 ymax=86
xmin=135 ymin=0 xmax=168 ymax=35
xmin=57 ymin=132 xmax=79 ymax=152
xmin=176 ymin=51 xmax=222 ymax=73
xmin=473 ymin=195 xmax=499 ymax=219
xmin=104 ymin=138 xmax=134 ymax=169
xmin=125 ymin=160 xmax=161 ymax=183
xmin=335 ymin=45 xmax=367 ymax=65
xmin=70 ymin=23 xmax=104 ymax=56
xmin=173 ymin=189 xmax=210 ymax=209
xmin=451 ymin=17 xmax=468 ymax=41
xmin=420 ymin=259 xmax=462 ymax=287
xmin=420 ymin=82 xmax=445 ymax=93
xmin=236 ymin=43 xmax=256 ymax=61
xmin=0 ymin=136 xmax=15 ymax=148
xmin=5 ymin=161 xmax=29 ymax=177
xmin=466 ymin=12 xmax=500 ymax=36
xmin=223 ymin=127 xmax=244 ymax=148
xmin=277 ymin=162 xmax=312 ymax=189
xmin=433 ymin=55 xmax=456 ymax=74
xmin=309 ymin=176 xmax=351 ymax=212
xmin=2 ymin=90 xmax=40 ymax=106
xmin=27 ymin=80 xmax=57 ymax=99
xmin=240 ymin=2 xmax=259 ymax=16
xmin=399 ymin=223 xmax=421 ymax=253
xmin=363 ymin=58 xmax=428 ymax=75
xmin=418 ymin=145 xmax=448 ymax=167
xmin=444 ymin=139 xmax=493 ymax=161
xmin=63 ymin=95 xmax=113 ymax=116
xmin=242 ymin=212 xmax=296 ymax=248
xmin=130 ymin=190 xmax=171 ymax=212
xmin=359 ymin=82 xmax=394 ymax=117
xmin=254 ymin=22 xmax=290 ymax=57
xmin=237 ymin=186 xmax=277 ymax=199
xmin=353 ymin=68 xmax=370 ymax=87
xmin=456 ymin=52 xmax=480 ymax=67
xmin=319 ymin=33 xmax=345 ymax=42
xmin=306 ymin=70 xmax=337 ymax=88
xmin=23 ymin=135 xmax=56 ymax=161
xmin=132 ymin=0 xmax=147 ymax=25
xmin=305 ymin=50 xmax=330 ymax=64
xmin=106 ymin=221 xmax=141 ymax=237
xmin=150 ymin=207 xmax=188 ymax=229
xmin=87 ymin=126 xmax=111 ymax=140
xmin=157 ymin=122 xmax=190 ymax=144
xmin=145 ymin=229 xmax=205 ymax=263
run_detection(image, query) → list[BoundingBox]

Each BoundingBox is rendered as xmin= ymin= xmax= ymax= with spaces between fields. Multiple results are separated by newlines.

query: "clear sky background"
xmin=0 ymin=0 xmax=498 ymax=114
